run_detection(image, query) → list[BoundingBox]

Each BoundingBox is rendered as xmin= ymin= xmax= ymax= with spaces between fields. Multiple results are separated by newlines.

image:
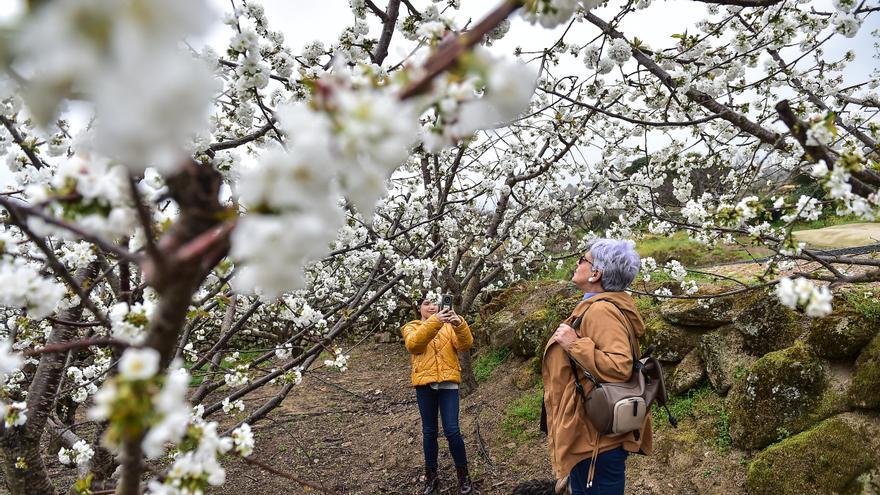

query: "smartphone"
xmin=440 ymin=293 xmax=453 ymax=311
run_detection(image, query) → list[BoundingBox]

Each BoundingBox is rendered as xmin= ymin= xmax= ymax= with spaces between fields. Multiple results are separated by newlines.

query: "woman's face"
xmin=419 ymin=299 xmax=439 ymax=320
xmin=572 ymin=251 xmax=601 ymax=291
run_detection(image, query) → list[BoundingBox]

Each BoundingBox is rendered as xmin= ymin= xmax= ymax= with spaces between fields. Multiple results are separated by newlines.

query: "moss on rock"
xmin=642 ymin=316 xmax=701 ymax=362
xmin=698 ymin=325 xmax=754 ymax=395
xmin=746 ymin=413 xmax=879 ymax=495
xmin=481 ymin=280 xmax=579 ymax=352
xmin=732 ymin=289 xmax=801 ymax=356
xmin=805 ymin=308 xmax=880 ymax=360
xmin=668 ymin=348 xmax=705 ymax=395
xmin=659 ymin=296 xmax=734 ymax=328
xmin=514 ymin=357 xmax=542 ymax=390
xmin=728 ymin=344 xmax=828 ymax=450
xmin=512 ymin=308 xmax=556 ymax=358
xmin=850 ymin=334 xmax=880 ymax=410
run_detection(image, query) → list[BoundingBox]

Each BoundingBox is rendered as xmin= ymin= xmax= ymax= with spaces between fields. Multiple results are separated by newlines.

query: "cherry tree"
xmin=0 ymin=0 xmax=877 ymax=493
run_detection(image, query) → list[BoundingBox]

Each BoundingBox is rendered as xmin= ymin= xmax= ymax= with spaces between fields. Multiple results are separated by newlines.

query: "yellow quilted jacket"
xmin=401 ymin=315 xmax=473 ymax=386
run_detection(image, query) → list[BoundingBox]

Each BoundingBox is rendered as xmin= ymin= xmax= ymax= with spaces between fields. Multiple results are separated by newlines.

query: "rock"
xmin=375 ymin=332 xmax=392 ymax=343
xmin=514 ymin=357 xmax=541 ymax=390
xmin=746 ymin=412 xmax=880 ymax=495
xmin=850 ymin=333 xmax=880 ymax=410
xmin=805 ymin=308 xmax=880 ymax=360
xmin=698 ymin=326 xmax=754 ymax=394
xmin=732 ymin=289 xmax=801 ymax=356
xmin=642 ymin=316 xmax=701 ymax=362
xmin=512 ymin=308 xmax=556 ymax=358
xmin=668 ymin=349 xmax=705 ymax=395
xmin=728 ymin=344 xmax=828 ymax=450
xmin=659 ymin=296 xmax=734 ymax=328
xmin=845 ymin=467 xmax=880 ymax=495
xmin=482 ymin=280 xmax=580 ymax=355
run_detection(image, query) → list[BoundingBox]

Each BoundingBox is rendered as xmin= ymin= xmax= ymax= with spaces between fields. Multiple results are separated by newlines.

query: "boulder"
xmin=659 ymin=296 xmax=734 ymax=328
xmin=845 ymin=467 xmax=880 ymax=495
xmin=514 ymin=357 xmax=541 ymax=390
xmin=697 ymin=325 xmax=755 ymax=394
xmin=668 ymin=349 xmax=705 ymax=395
xmin=642 ymin=316 xmax=701 ymax=362
xmin=850 ymin=333 xmax=880 ymax=410
xmin=732 ymin=289 xmax=801 ymax=356
xmin=511 ymin=308 xmax=556 ymax=358
xmin=746 ymin=412 xmax=880 ymax=495
xmin=728 ymin=344 xmax=828 ymax=450
xmin=805 ymin=308 xmax=880 ymax=360
xmin=482 ymin=280 xmax=580 ymax=358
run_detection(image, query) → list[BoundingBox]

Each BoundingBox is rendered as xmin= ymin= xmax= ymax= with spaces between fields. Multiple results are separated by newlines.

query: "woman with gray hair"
xmin=541 ymin=238 xmax=652 ymax=494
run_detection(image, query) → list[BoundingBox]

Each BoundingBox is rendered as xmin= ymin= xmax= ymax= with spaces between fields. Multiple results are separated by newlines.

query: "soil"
xmin=212 ymin=342 xmax=751 ymax=495
xmin=10 ymin=338 xmax=751 ymax=495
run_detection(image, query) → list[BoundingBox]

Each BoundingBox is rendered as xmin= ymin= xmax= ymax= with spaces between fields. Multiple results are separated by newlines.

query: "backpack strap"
xmin=568 ymin=299 xmax=640 ymax=368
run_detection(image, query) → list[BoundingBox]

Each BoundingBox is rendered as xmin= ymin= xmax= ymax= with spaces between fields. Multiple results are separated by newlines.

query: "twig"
xmin=0 ymin=114 xmax=45 ymax=169
xmin=3 ymin=204 xmax=113 ymax=327
xmin=0 ymin=196 xmax=141 ymax=263
xmin=309 ymin=374 xmax=377 ymax=403
xmin=127 ymin=173 xmax=162 ymax=267
xmin=399 ymin=0 xmax=521 ymax=99
xmin=474 ymin=406 xmax=495 ymax=470
xmin=240 ymin=456 xmax=337 ymax=494
xmin=23 ymin=337 xmax=130 ymax=357
xmin=45 ymin=317 xmax=105 ymax=328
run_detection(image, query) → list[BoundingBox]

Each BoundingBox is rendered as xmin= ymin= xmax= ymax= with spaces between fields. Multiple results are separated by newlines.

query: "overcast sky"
xmin=0 ymin=0 xmax=876 ymax=179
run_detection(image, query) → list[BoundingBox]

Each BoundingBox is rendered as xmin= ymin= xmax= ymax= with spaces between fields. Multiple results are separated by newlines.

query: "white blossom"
xmin=232 ymin=423 xmax=255 ymax=457
xmin=118 ymin=348 xmax=160 ymax=381
xmin=0 ymin=340 xmax=23 ymax=375
xmin=607 ymin=38 xmax=632 ymax=64
xmin=57 ymin=440 xmax=94 ymax=467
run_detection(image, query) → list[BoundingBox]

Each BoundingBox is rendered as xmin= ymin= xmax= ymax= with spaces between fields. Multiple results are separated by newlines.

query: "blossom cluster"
xmin=323 ymin=348 xmax=350 ymax=372
xmin=11 ymin=0 xmax=218 ymax=172
xmin=109 ymin=301 xmax=155 ymax=345
xmin=0 ymin=259 xmax=65 ymax=319
xmin=775 ymin=277 xmax=833 ymax=317
xmin=89 ymin=348 xmax=191 ymax=459
xmin=57 ymin=440 xmax=95 ymax=467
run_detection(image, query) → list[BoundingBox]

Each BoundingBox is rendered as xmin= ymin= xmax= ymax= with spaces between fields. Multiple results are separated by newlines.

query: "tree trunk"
xmin=0 ymin=429 xmax=56 ymax=495
xmin=0 ymin=262 xmax=100 ymax=495
xmin=456 ymin=285 xmax=482 ymax=398
xmin=457 ymin=350 xmax=478 ymax=398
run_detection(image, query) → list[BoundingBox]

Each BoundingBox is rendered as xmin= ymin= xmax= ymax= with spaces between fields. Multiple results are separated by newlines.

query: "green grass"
xmin=502 ymin=385 xmax=544 ymax=442
xmin=841 ymin=289 xmax=880 ymax=324
xmin=473 ymin=347 xmax=510 ymax=383
xmin=788 ymin=213 xmax=862 ymax=231
xmin=652 ymin=382 xmax=733 ymax=453
xmin=540 ymin=255 xmax=578 ymax=281
xmin=637 ymin=232 xmax=758 ymax=267
xmin=184 ymin=349 xmax=263 ymax=387
xmin=652 ymin=383 xmax=713 ymax=429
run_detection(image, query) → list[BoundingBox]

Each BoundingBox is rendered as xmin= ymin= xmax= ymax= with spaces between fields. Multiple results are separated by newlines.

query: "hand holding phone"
xmin=436 ymin=308 xmax=453 ymax=323
xmin=440 ymin=293 xmax=453 ymax=311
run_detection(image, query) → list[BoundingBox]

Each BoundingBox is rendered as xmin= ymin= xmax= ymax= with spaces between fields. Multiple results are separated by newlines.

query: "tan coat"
xmin=401 ymin=315 xmax=473 ymax=386
xmin=542 ymin=291 xmax=653 ymax=480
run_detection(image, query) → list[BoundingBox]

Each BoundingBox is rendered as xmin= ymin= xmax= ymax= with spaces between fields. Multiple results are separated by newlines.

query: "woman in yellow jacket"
xmin=401 ymin=295 xmax=474 ymax=495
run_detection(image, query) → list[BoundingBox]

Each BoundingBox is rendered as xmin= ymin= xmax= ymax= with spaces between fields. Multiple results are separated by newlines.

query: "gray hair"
xmin=585 ymin=238 xmax=640 ymax=291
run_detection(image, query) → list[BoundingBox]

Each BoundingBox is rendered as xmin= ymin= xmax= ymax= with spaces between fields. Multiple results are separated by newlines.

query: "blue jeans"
xmin=415 ymin=385 xmax=468 ymax=469
xmin=569 ymin=447 xmax=628 ymax=495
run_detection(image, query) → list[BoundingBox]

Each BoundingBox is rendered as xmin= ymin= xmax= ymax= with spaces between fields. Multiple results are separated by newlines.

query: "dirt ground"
xmin=213 ymin=342 xmax=750 ymax=495
xmin=214 ymin=342 xmax=553 ymax=495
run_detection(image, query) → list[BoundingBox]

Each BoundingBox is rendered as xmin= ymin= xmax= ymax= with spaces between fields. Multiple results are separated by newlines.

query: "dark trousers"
xmin=415 ymin=385 xmax=468 ymax=469
xmin=569 ymin=447 xmax=628 ymax=495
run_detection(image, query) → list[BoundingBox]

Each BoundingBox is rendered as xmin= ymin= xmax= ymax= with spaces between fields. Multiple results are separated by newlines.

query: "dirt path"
xmin=216 ymin=342 xmax=554 ymax=494
xmin=215 ymin=342 xmax=749 ymax=495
